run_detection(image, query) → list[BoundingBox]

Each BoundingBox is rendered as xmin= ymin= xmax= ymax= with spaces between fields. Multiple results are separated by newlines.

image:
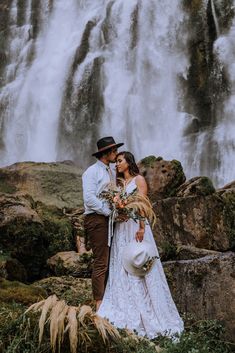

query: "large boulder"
xmin=176 ymin=176 xmax=216 ymax=197
xmin=0 ymin=161 xmax=83 ymax=209
xmin=138 ymin=156 xmax=186 ymax=200
xmin=0 ymin=253 xmax=27 ymax=282
xmin=175 ymin=245 xmax=221 ymax=260
xmin=153 ymin=192 xmax=234 ymax=255
xmin=47 ymin=251 xmax=93 ymax=278
xmin=0 ymin=193 xmax=74 ymax=281
xmin=35 ymin=276 xmax=93 ymax=306
xmin=0 ymin=161 xmax=85 ymax=281
xmin=164 ymin=252 xmax=235 ymax=342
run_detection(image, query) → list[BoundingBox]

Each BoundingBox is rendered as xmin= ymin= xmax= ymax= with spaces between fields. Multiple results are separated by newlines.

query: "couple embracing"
xmin=82 ymin=136 xmax=183 ymax=339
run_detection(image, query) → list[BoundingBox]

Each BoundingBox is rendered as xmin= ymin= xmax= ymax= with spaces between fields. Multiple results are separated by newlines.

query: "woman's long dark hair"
xmin=116 ymin=151 xmax=139 ymax=184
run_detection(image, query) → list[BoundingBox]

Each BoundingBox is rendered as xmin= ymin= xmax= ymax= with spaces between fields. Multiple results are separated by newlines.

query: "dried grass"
xmin=65 ymin=307 xmax=78 ymax=353
xmin=49 ymin=300 xmax=68 ymax=352
xmin=25 ymin=295 xmax=121 ymax=353
xmin=105 ymin=180 xmax=157 ymax=226
xmin=77 ymin=304 xmax=93 ymax=325
xmin=126 ymin=196 xmax=156 ymax=226
xmin=92 ymin=314 xmax=120 ymax=343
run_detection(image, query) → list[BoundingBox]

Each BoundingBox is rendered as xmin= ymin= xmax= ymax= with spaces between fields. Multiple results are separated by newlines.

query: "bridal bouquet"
xmin=99 ymin=180 xmax=156 ymax=225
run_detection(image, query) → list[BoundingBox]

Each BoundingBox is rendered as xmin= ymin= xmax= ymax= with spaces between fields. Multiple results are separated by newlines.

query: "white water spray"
xmin=0 ymin=0 xmax=103 ymax=164
xmin=100 ymin=0 xmax=189 ymax=162
xmin=0 ymin=0 xmax=234 ymax=186
xmin=213 ymin=13 xmax=235 ymax=186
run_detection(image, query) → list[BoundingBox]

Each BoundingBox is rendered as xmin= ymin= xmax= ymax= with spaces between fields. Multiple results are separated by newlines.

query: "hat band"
xmin=96 ymin=143 xmax=118 ymax=153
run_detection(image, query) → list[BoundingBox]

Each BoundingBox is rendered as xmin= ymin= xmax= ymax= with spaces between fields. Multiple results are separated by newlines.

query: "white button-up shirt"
xmin=82 ymin=160 xmax=115 ymax=216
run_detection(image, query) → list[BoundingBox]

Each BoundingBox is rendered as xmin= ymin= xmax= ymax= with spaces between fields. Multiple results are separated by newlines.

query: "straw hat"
xmin=122 ymin=240 xmax=158 ymax=277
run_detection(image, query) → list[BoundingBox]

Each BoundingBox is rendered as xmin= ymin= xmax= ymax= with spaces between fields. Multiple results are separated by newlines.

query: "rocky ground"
xmin=0 ymin=157 xmax=234 ymax=350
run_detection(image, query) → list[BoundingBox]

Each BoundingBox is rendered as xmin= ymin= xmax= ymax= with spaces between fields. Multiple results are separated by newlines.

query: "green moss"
xmin=36 ymin=202 xmax=74 ymax=255
xmin=1 ymin=220 xmax=47 ymax=280
xmin=140 ymin=155 xmax=158 ymax=168
xmin=0 ymin=278 xmax=46 ymax=305
xmin=221 ymin=191 xmax=235 ymax=249
xmin=0 ymin=178 xmax=17 ymax=193
xmin=198 ymin=177 xmax=215 ymax=195
xmin=0 ymin=200 xmax=74 ymax=281
xmin=160 ymin=241 xmax=177 ymax=261
xmin=165 ymin=160 xmax=186 ymax=197
xmin=0 ymin=251 xmax=10 ymax=261
xmin=35 ymin=276 xmax=93 ymax=307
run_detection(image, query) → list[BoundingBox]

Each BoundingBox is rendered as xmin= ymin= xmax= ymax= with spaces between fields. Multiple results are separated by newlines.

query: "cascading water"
xmin=213 ymin=9 xmax=235 ymax=186
xmin=0 ymin=0 xmax=96 ymax=164
xmin=99 ymin=0 xmax=188 ymax=162
xmin=58 ymin=0 xmax=189 ymax=167
xmin=0 ymin=0 xmax=234 ymax=186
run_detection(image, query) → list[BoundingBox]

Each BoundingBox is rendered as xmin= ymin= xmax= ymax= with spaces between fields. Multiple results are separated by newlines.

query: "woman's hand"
xmin=135 ymin=228 xmax=145 ymax=242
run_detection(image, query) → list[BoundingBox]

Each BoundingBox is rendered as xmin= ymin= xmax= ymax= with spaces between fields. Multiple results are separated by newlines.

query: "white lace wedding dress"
xmin=98 ymin=178 xmax=184 ymax=339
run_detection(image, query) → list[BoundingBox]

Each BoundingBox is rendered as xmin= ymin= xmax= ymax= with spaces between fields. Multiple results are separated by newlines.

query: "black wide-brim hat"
xmin=92 ymin=136 xmax=124 ymax=157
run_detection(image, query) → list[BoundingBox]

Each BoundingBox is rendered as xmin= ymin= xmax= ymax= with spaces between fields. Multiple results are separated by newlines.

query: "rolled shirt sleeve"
xmin=82 ymin=167 xmax=112 ymax=216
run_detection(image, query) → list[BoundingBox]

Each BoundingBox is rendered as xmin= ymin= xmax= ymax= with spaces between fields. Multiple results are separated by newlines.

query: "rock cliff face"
xmin=0 ymin=161 xmax=83 ymax=281
xmin=164 ymin=252 xmax=235 ymax=341
xmin=0 ymin=157 xmax=234 ymax=342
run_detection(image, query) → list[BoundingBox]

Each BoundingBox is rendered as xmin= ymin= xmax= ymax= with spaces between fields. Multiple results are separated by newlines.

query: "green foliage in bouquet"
xmin=99 ymin=180 xmax=156 ymax=225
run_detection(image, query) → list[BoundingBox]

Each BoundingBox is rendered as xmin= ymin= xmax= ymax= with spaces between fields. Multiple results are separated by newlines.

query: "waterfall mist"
xmin=0 ymin=0 xmax=234 ymax=186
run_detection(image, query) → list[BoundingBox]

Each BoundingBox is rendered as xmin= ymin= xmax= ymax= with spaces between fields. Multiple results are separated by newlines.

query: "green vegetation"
xmin=35 ymin=202 xmax=74 ymax=256
xmin=0 ymin=301 xmax=233 ymax=353
xmin=160 ymin=241 xmax=177 ymax=262
xmin=0 ymin=279 xmax=46 ymax=305
xmin=0 ymin=175 xmax=17 ymax=194
xmin=221 ymin=191 xmax=235 ymax=249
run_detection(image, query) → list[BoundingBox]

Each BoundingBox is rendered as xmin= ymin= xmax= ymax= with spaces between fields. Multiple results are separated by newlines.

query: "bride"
xmin=97 ymin=151 xmax=184 ymax=339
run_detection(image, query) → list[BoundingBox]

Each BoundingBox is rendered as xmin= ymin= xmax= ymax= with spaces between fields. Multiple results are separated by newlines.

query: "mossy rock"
xmin=35 ymin=276 xmax=93 ymax=307
xmin=35 ymin=202 xmax=75 ymax=256
xmin=138 ymin=156 xmax=186 ymax=200
xmin=0 ymin=161 xmax=84 ymax=209
xmin=158 ymin=241 xmax=177 ymax=261
xmin=0 ymin=252 xmax=27 ymax=282
xmin=139 ymin=155 xmax=159 ymax=168
xmin=176 ymin=176 xmax=216 ymax=197
xmin=0 ymin=194 xmax=75 ymax=281
xmin=153 ymin=193 xmax=233 ymax=252
xmin=219 ymin=189 xmax=235 ymax=250
xmin=0 ymin=278 xmax=47 ymax=305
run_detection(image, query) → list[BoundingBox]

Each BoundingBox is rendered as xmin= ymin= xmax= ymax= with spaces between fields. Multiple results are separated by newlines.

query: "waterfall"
xmin=0 ymin=0 xmax=234 ymax=186
xmin=213 ymin=14 xmax=235 ymax=186
xmin=0 ymin=0 xmax=103 ymax=164
xmin=99 ymin=0 xmax=188 ymax=162
xmin=58 ymin=0 xmax=189 ymax=166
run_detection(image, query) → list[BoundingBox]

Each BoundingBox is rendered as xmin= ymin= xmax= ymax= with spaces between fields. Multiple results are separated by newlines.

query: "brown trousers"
xmin=84 ymin=214 xmax=109 ymax=300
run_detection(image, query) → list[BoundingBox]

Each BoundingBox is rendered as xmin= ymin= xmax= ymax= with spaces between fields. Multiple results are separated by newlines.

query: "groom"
xmin=82 ymin=136 xmax=124 ymax=311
